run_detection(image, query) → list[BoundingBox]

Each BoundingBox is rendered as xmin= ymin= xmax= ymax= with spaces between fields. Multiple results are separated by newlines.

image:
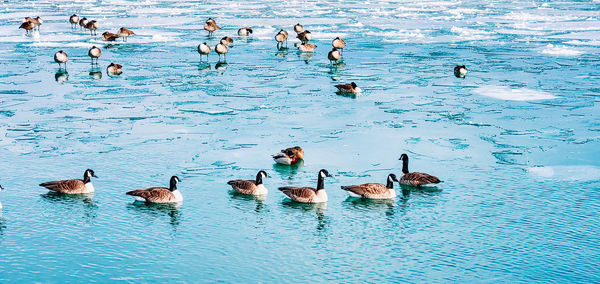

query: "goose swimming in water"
xmin=273 ymin=146 xmax=304 ymax=165
xmin=107 ymin=63 xmax=122 ymax=75
xmin=296 ymin=30 xmax=312 ymax=43
xmin=204 ymin=18 xmax=220 ymax=36
xmin=215 ymin=43 xmax=228 ymax=62
xmin=332 ymin=37 xmax=346 ymax=53
xmin=227 ymin=171 xmax=268 ymax=195
xmin=341 ymin=174 xmax=398 ymax=199
xmin=39 ymin=169 xmax=98 ymax=194
xmin=78 ymin=17 xmax=88 ymax=29
xmin=334 ymin=82 xmax=362 ymax=94
xmin=54 ymin=50 xmax=68 ymax=69
xmin=275 ymin=29 xmax=288 ymax=48
xmin=398 ymin=153 xmax=442 ymax=187
xmin=238 ymin=27 xmax=252 ymax=36
xmin=298 ymin=43 xmax=317 ymax=52
xmin=328 ymin=48 xmax=341 ymax=63
xmin=294 ymin=23 xmax=303 ymax=33
xmin=220 ymin=36 xmax=234 ymax=46
xmin=19 ymin=20 xmax=35 ymax=35
xmin=102 ymin=31 xmax=119 ymax=41
xmin=119 ymin=27 xmax=134 ymax=42
xmin=454 ymin=65 xmax=467 ymax=78
xmin=88 ymin=46 xmax=101 ymax=65
xmin=69 ymin=14 xmax=79 ymax=28
xmin=126 ymin=176 xmax=183 ymax=203
xmin=197 ymin=42 xmax=211 ymax=61
xmin=85 ymin=20 xmax=99 ymax=35
xmin=278 ymin=169 xmax=331 ymax=203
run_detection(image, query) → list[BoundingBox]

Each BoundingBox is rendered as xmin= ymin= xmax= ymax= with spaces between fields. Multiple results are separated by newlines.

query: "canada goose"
xmin=88 ymin=46 xmax=101 ymax=65
xmin=332 ymin=37 xmax=346 ymax=53
xmin=102 ymin=31 xmax=119 ymax=41
xmin=341 ymin=174 xmax=398 ymax=199
xmin=298 ymin=43 xmax=317 ymax=52
xmin=54 ymin=50 xmax=68 ymax=69
xmin=19 ymin=20 xmax=35 ymax=35
xmin=78 ymin=17 xmax=88 ymax=29
xmin=275 ymin=29 xmax=288 ymax=48
xmin=328 ymin=48 xmax=341 ymax=63
xmin=220 ymin=36 xmax=234 ymax=46
xmin=85 ymin=20 xmax=98 ymax=35
xmin=272 ymin=146 xmax=304 ymax=165
xmin=32 ymin=17 xmax=43 ymax=30
xmin=398 ymin=153 xmax=442 ymax=186
xmin=227 ymin=170 xmax=268 ymax=195
xmin=126 ymin=176 xmax=183 ymax=203
xmin=204 ymin=18 xmax=220 ymax=36
xmin=69 ymin=14 xmax=79 ymax=28
xmin=107 ymin=63 xmax=122 ymax=75
xmin=454 ymin=65 xmax=467 ymax=78
xmin=119 ymin=27 xmax=134 ymax=42
xmin=293 ymin=23 xmax=303 ymax=33
xmin=39 ymin=169 xmax=98 ymax=194
xmin=296 ymin=31 xmax=312 ymax=43
xmin=238 ymin=27 xmax=252 ymax=36
xmin=215 ymin=43 xmax=228 ymax=62
xmin=334 ymin=82 xmax=362 ymax=94
xmin=197 ymin=42 xmax=211 ymax=61
xmin=278 ymin=169 xmax=331 ymax=203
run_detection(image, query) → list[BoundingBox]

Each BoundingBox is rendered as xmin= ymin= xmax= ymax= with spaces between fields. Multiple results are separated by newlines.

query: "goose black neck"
xmin=255 ymin=173 xmax=263 ymax=185
xmin=402 ymin=158 xmax=409 ymax=174
xmin=83 ymin=175 xmax=91 ymax=183
xmin=317 ymin=175 xmax=325 ymax=190
xmin=386 ymin=178 xmax=394 ymax=189
xmin=169 ymin=179 xmax=178 ymax=191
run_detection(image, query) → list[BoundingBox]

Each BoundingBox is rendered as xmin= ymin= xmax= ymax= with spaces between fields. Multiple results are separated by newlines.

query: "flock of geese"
xmin=1 ymin=148 xmax=441 ymax=205
xmin=4 ymin=14 xmax=462 ymax=207
xmin=17 ymin=15 xmax=469 ymax=92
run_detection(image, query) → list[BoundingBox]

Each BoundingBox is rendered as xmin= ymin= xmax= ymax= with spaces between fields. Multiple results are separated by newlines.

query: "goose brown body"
xmin=296 ymin=31 xmax=312 ymax=43
xmin=69 ymin=14 xmax=79 ymax=26
xmin=107 ymin=63 xmax=122 ymax=75
xmin=220 ymin=36 xmax=234 ymax=46
xmin=278 ymin=169 xmax=330 ymax=203
xmin=398 ymin=153 xmax=442 ymax=187
xmin=102 ymin=32 xmax=119 ymax=41
xmin=332 ymin=37 xmax=346 ymax=50
xmin=126 ymin=176 xmax=182 ymax=203
xmin=335 ymin=82 xmax=362 ymax=94
xmin=341 ymin=174 xmax=398 ymax=199
xmin=298 ymin=43 xmax=317 ymax=52
xmin=294 ymin=23 xmax=303 ymax=33
xmin=328 ymin=48 xmax=341 ymax=63
xmin=119 ymin=27 xmax=134 ymax=41
xmin=227 ymin=171 xmax=268 ymax=195
xmin=78 ymin=17 xmax=88 ymax=29
xmin=85 ymin=20 xmax=99 ymax=35
xmin=19 ymin=21 xmax=35 ymax=33
xmin=204 ymin=18 xmax=220 ymax=35
xmin=39 ymin=169 xmax=97 ymax=194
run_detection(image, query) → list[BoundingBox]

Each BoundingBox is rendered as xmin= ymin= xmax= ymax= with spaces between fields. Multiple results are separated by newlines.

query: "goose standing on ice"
xmin=54 ymin=50 xmax=68 ymax=69
xmin=204 ymin=18 xmax=220 ymax=36
xmin=126 ymin=176 xmax=183 ymax=203
xmin=328 ymin=48 xmax=341 ymax=64
xmin=69 ymin=14 xmax=79 ymax=28
xmin=278 ymin=169 xmax=331 ymax=203
xmin=398 ymin=153 xmax=442 ymax=187
xmin=275 ymin=29 xmax=288 ymax=48
xmin=334 ymin=82 xmax=361 ymax=94
xmin=19 ymin=20 xmax=35 ymax=35
xmin=220 ymin=36 xmax=234 ymax=47
xmin=238 ymin=27 xmax=252 ymax=36
xmin=39 ymin=169 xmax=98 ymax=194
xmin=332 ymin=37 xmax=346 ymax=53
xmin=102 ymin=31 xmax=119 ymax=41
xmin=88 ymin=46 xmax=101 ymax=65
xmin=296 ymin=31 xmax=312 ymax=43
xmin=197 ymin=42 xmax=211 ymax=61
xmin=227 ymin=171 xmax=268 ymax=195
xmin=85 ymin=20 xmax=99 ymax=35
xmin=107 ymin=63 xmax=122 ymax=75
xmin=341 ymin=174 xmax=398 ymax=199
xmin=298 ymin=43 xmax=317 ymax=52
xmin=273 ymin=146 xmax=304 ymax=165
xmin=215 ymin=42 xmax=228 ymax=62
xmin=454 ymin=65 xmax=467 ymax=78
xmin=119 ymin=27 xmax=134 ymax=42
xmin=78 ymin=17 xmax=88 ymax=29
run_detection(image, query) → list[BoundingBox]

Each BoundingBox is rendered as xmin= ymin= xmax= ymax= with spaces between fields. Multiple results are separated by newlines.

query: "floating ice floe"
xmin=528 ymin=166 xmax=600 ymax=181
xmin=473 ymin=86 xmax=557 ymax=101
xmin=541 ymin=44 xmax=583 ymax=56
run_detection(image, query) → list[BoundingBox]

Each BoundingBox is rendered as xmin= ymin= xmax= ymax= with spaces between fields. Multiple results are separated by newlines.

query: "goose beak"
xmin=92 ymin=174 xmax=98 ymax=178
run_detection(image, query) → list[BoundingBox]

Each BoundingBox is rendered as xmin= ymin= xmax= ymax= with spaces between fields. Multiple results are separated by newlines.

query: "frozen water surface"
xmin=0 ymin=0 xmax=599 ymax=282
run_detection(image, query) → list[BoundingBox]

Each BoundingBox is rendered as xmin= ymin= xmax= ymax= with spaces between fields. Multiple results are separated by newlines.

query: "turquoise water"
xmin=1 ymin=0 xmax=600 ymax=281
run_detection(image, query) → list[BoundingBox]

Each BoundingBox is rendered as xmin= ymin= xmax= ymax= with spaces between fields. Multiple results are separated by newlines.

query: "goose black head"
xmin=399 ymin=153 xmax=409 ymax=161
xmin=58 ymin=50 xmax=64 ymax=53
xmin=388 ymin=173 xmax=398 ymax=182
xmin=258 ymin=170 xmax=268 ymax=179
xmin=84 ymin=169 xmax=98 ymax=179
xmin=351 ymin=82 xmax=357 ymax=88
xmin=319 ymin=169 xmax=331 ymax=178
xmin=169 ymin=176 xmax=180 ymax=191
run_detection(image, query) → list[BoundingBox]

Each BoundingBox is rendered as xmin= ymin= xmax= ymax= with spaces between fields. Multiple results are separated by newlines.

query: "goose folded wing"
xmin=342 ymin=183 xmax=387 ymax=196
xmin=401 ymin=172 xmax=441 ymax=186
xmin=40 ymin=179 xmax=85 ymax=193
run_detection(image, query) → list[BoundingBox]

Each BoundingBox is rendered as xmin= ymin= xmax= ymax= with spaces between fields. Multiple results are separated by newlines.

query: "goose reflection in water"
xmin=40 ymin=191 xmax=98 ymax=221
xmin=89 ymin=69 xmax=102 ymax=80
xmin=343 ymin=196 xmax=396 ymax=217
xmin=215 ymin=62 xmax=227 ymax=74
xmin=54 ymin=71 xmax=68 ymax=84
xmin=228 ymin=190 xmax=266 ymax=213
xmin=299 ymin=52 xmax=314 ymax=64
xmin=281 ymin=200 xmax=328 ymax=232
xmin=275 ymin=47 xmax=288 ymax=58
xmin=127 ymin=202 xmax=181 ymax=231
xmin=198 ymin=62 xmax=211 ymax=72
xmin=272 ymin=159 xmax=303 ymax=179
